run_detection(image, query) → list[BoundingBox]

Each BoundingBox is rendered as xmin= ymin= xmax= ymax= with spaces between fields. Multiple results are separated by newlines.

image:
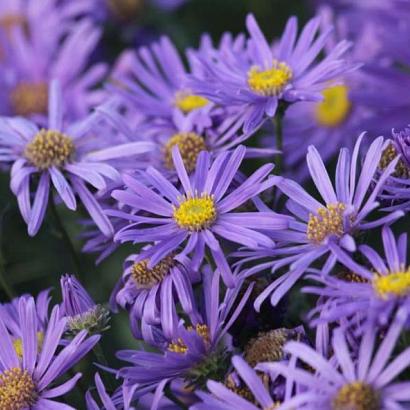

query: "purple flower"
xmin=379 ymin=127 xmax=410 ymax=212
xmin=60 ymin=274 xmax=110 ymax=336
xmin=312 ymin=1 xmax=410 ymax=65
xmin=268 ymin=309 xmax=410 ymax=409
xmin=192 ymin=355 xmax=288 ymax=410
xmin=117 ymin=270 xmax=254 ymax=404
xmin=0 ymin=80 xmax=154 ymax=236
xmin=281 ymin=6 xmax=407 ymax=181
xmin=113 ymin=247 xmax=197 ymax=340
xmin=0 ymin=18 xmax=107 ymax=120
xmin=0 ymin=290 xmax=51 ymax=343
xmin=86 ymin=373 xmax=129 ymax=410
xmin=111 ymin=145 xmax=288 ymax=287
xmin=304 ymin=226 xmax=410 ymax=328
xmin=245 ymin=134 xmax=403 ymax=309
xmin=111 ymin=36 xmax=214 ymax=127
xmin=189 ymin=14 xmax=352 ymax=133
xmin=0 ymin=296 xmax=99 ymax=409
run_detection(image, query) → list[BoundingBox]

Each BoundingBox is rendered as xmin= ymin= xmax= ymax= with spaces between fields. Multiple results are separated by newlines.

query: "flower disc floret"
xmin=131 ymin=254 xmax=176 ymax=289
xmin=174 ymin=92 xmax=209 ymax=113
xmin=173 ymin=194 xmax=217 ymax=231
xmin=164 ymin=132 xmax=207 ymax=173
xmin=307 ymin=203 xmax=346 ymax=243
xmin=379 ymin=143 xmax=410 ymax=179
xmin=247 ymin=60 xmax=293 ymax=97
xmin=332 ymin=382 xmax=380 ymax=410
xmin=373 ymin=269 xmax=410 ymax=299
xmin=24 ymin=129 xmax=75 ymax=170
xmin=0 ymin=368 xmax=37 ymax=410
xmin=315 ymin=85 xmax=351 ymax=127
xmin=10 ymin=82 xmax=48 ymax=117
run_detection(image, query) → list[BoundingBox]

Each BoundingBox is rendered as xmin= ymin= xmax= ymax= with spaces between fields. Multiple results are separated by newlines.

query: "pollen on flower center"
xmin=24 ymin=129 xmax=75 ymax=170
xmin=168 ymin=324 xmax=210 ymax=354
xmin=332 ymin=382 xmax=380 ymax=410
xmin=0 ymin=368 xmax=37 ymax=410
xmin=174 ymin=91 xmax=209 ymax=113
xmin=173 ymin=194 xmax=217 ymax=231
xmin=315 ymin=85 xmax=351 ymax=127
xmin=10 ymin=82 xmax=48 ymax=117
xmin=244 ymin=328 xmax=291 ymax=367
xmin=247 ymin=60 xmax=293 ymax=97
xmin=13 ymin=332 xmax=44 ymax=359
xmin=307 ymin=203 xmax=346 ymax=244
xmin=131 ymin=254 xmax=176 ymax=289
xmin=373 ymin=269 xmax=410 ymax=299
xmin=379 ymin=143 xmax=410 ymax=179
xmin=164 ymin=132 xmax=207 ymax=173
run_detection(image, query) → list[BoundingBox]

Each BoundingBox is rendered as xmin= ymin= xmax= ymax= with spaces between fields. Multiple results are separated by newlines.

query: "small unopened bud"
xmin=60 ymin=274 xmax=110 ymax=336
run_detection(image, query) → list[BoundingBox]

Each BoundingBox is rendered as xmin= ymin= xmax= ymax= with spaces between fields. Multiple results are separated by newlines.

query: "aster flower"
xmin=313 ymin=1 xmax=410 ymax=66
xmin=0 ymin=80 xmax=154 ymax=236
xmin=98 ymin=102 xmax=277 ymax=179
xmin=111 ymin=145 xmax=288 ymax=287
xmin=117 ymin=269 xmax=254 ymax=404
xmin=244 ymin=134 xmax=403 ymax=309
xmin=0 ymin=0 xmax=91 ymax=50
xmin=379 ymin=126 xmax=410 ymax=212
xmin=86 ymin=373 xmax=129 ymax=410
xmin=192 ymin=355 xmax=290 ymax=410
xmin=268 ymin=309 xmax=410 ymax=409
xmin=0 ymin=296 xmax=99 ymax=409
xmin=111 ymin=36 xmax=214 ymax=128
xmin=0 ymin=290 xmax=51 ymax=354
xmin=0 ymin=18 xmax=107 ymax=119
xmin=189 ymin=14 xmax=352 ymax=133
xmin=281 ymin=6 xmax=406 ymax=180
xmin=304 ymin=225 xmax=410 ymax=328
xmin=60 ymin=274 xmax=110 ymax=336
xmin=113 ymin=246 xmax=198 ymax=339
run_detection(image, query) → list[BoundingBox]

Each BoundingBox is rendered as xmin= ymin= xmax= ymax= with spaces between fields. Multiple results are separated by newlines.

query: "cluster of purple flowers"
xmin=0 ymin=0 xmax=409 ymax=409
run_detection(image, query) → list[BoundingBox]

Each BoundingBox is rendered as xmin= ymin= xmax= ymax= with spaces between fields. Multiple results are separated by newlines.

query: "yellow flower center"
xmin=332 ymin=382 xmax=380 ymax=410
xmin=247 ymin=60 xmax=293 ymax=97
xmin=379 ymin=143 xmax=410 ymax=179
xmin=373 ymin=269 xmax=410 ymax=299
xmin=131 ymin=254 xmax=176 ymax=289
xmin=106 ymin=0 xmax=144 ymax=20
xmin=13 ymin=332 xmax=44 ymax=359
xmin=307 ymin=203 xmax=346 ymax=244
xmin=164 ymin=132 xmax=207 ymax=173
xmin=24 ymin=129 xmax=75 ymax=170
xmin=315 ymin=85 xmax=351 ymax=127
xmin=174 ymin=92 xmax=209 ymax=113
xmin=10 ymin=82 xmax=48 ymax=117
xmin=173 ymin=194 xmax=217 ymax=231
xmin=168 ymin=324 xmax=210 ymax=354
xmin=0 ymin=368 xmax=37 ymax=410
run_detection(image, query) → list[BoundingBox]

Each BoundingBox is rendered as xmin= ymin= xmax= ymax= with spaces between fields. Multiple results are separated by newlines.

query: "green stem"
xmin=164 ymin=385 xmax=189 ymax=409
xmin=49 ymin=199 xmax=81 ymax=274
